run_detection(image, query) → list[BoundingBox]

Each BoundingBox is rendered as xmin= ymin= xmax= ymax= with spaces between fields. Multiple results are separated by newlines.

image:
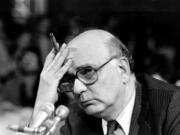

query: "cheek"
xmin=93 ymin=68 xmax=122 ymax=103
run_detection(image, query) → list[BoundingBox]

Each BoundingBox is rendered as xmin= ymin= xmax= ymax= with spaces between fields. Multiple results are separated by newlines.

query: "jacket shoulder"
xmin=136 ymin=74 xmax=180 ymax=134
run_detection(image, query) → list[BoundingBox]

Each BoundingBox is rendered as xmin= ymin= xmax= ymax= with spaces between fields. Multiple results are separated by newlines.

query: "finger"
xmin=56 ymin=42 xmax=60 ymax=51
xmin=59 ymin=43 xmax=66 ymax=54
xmin=43 ymin=49 xmax=56 ymax=68
xmin=43 ymin=42 xmax=65 ymax=70
xmin=56 ymin=59 xmax=72 ymax=79
xmin=54 ymin=45 xmax=69 ymax=70
xmin=53 ymin=42 xmax=59 ymax=53
xmin=47 ymin=44 xmax=69 ymax=73
xmin=53 ymin=42 xmax=60 ymax=54
xmin=45 ymin=42 xmax=65 ymax=68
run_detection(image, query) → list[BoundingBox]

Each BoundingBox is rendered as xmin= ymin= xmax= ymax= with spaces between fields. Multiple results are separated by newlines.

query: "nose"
xmin=73 ymin=79 xmax=87 ymax=94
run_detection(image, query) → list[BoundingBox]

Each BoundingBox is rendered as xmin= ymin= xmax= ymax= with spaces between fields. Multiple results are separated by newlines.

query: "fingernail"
xmin=61 ymin=43 xmax=66 ymax=49
xmin=59 ymin=43 xmax=66 ymax=53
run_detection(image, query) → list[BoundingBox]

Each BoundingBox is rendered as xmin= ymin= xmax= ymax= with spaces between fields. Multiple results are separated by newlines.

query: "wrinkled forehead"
xmin=66 ymin=31 xmax=111 ymax=72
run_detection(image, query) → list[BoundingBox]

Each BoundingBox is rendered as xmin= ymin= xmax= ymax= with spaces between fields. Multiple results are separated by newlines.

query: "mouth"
xmin=80 ymin=100 xmax=93 ymax=107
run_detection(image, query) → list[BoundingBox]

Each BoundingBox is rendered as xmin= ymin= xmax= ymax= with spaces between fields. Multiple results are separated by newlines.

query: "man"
xmin=31 ymin=29 xmax=180 ymax=135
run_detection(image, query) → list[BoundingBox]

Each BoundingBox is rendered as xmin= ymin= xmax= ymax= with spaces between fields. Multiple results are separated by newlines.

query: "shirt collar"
xmin=102 ymin=89 xmax=136 ymax=135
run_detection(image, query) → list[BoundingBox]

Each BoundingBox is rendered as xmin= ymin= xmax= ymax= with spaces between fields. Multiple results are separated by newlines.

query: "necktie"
xmin=106 ymin=120 xmax=119 ymax=135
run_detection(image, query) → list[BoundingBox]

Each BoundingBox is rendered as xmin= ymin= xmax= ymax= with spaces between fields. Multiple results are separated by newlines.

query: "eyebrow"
xmin=76 ymin=64 xmax=97 ymax=71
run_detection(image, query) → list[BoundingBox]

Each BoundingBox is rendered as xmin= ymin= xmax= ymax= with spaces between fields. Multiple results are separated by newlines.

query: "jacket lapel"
xmin=129 ymin=81 xmax=153 ymax=135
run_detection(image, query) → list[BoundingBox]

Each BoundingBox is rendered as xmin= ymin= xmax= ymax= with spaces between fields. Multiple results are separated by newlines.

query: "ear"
xmin=116 ymin=57 xmax=131 ymax=84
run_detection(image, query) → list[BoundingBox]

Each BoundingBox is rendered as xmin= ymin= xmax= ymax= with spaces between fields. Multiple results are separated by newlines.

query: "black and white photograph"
xmin=0 ymin=0 xmax=180 ymax=135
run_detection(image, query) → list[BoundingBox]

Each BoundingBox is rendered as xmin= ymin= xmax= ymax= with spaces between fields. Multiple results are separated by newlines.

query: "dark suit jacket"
xmin=60 ymin=74 xmax=180 ymax=135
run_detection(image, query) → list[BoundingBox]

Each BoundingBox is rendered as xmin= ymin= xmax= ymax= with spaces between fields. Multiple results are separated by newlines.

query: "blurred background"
xmin=0 ymin=0 xmax=180 ymax=134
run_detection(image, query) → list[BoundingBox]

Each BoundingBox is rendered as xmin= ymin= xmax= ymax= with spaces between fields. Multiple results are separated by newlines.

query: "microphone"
xmin=55 ymin=105 xmax=70 ymax=120
xmin=45 ymin=105 xmax=70 ymax=135
xmin=7 ymin=125 xmax=46 ymax=134
xmin=29 ymin=103 xmax=55 ymax=128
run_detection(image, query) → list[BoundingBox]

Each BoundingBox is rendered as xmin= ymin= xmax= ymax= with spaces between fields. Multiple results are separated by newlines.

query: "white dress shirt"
xmin=102 ymin=90 xmax=135 ymax=135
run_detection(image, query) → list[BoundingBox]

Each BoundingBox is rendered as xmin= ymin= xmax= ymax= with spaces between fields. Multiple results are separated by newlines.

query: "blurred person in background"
xmin=2 ymin=30 xmax=42 ymax=107
xmin=0 ymin=18 xmax=33 ymax=135
xmin=15 ymin=30 xmax=42 ymax=107
xmin=1 ymin=31 xmax=32 ymax=106
xmin=151 ymin=45 xmax=177 ymax=83
xmin=31 ymin=15 xmax=52 ymax=63
xmin=147 ymin=53 xmax=168 ymax=82
xmin=0 ymin=19 xmax=15 ymax=82
xmin=16 ymin=46 xmax=41 ymax=107
xmin=0 ymin=18 xmax=17 ymax=101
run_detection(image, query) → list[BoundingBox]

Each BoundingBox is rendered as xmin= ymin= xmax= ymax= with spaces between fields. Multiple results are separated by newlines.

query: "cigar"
xmin=49 ymin=33 xmax=59 ymax=53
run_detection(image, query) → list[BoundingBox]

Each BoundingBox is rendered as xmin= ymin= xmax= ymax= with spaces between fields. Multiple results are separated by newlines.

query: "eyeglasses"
xmin=58 ymin=56 xmax=118 ymax=94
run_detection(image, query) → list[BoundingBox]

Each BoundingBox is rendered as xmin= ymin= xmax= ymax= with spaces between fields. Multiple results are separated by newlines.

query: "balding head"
xmin=67 ymin=29 xmax=114 ymax=56
xmin=67 ymin=29 xmax=134 ymax=72
xmin=68 ymin=29 xmax=114 ymax=45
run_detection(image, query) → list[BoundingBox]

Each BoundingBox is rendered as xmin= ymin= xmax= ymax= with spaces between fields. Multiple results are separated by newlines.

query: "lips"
xmin=80 ymin=100 xmax=93 ymax=107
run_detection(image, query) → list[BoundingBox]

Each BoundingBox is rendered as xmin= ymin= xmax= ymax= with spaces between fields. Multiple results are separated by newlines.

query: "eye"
xmin=78 ymin=67 xmax=95 ymax=79
xmin=59 ymin=82 xmax=73 ymax=93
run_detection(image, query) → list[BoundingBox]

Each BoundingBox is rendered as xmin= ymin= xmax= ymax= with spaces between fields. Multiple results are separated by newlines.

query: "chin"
xmin=82 ymin=104 xmax=105 ymax=117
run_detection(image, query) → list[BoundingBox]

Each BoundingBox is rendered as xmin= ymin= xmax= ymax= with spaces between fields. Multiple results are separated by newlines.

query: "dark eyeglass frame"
xmin=58 ymin=56 xmax=119 ymax=94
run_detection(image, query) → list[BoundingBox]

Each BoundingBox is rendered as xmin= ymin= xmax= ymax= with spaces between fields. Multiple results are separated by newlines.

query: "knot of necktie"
xmin=106 ymin=120 xmax=119 ymax=135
